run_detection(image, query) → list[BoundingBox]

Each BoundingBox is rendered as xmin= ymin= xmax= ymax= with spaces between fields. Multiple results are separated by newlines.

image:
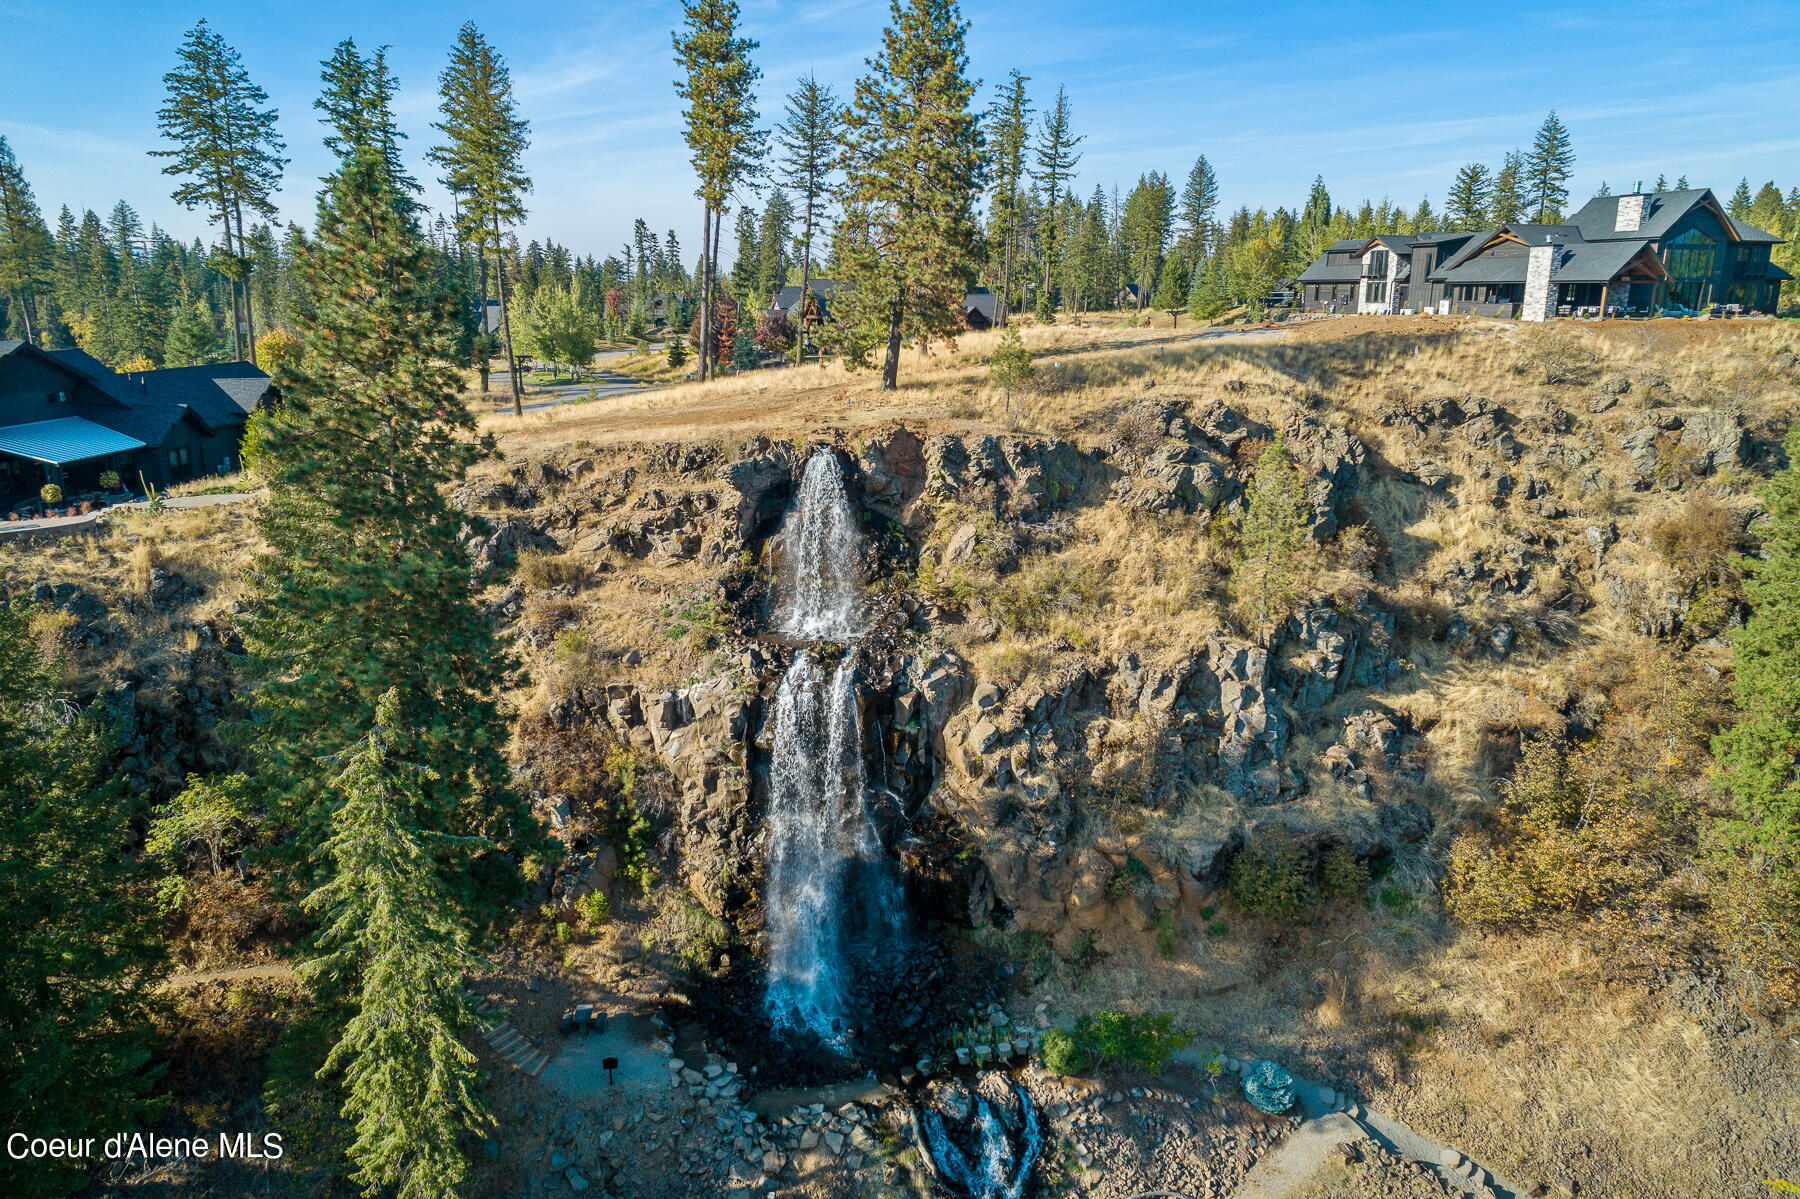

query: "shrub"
xmin=516 ymin=549 xmax=588 ymax=591
xmin=39 ymin=483 xmax=62 ymax=505
xmin=574 ymin=889 xmax=611 ymax=927
xmin=1520 ymin=326 xmax=1599 ymax=385
xmin=1038 ymin=1028 xmax=1090 ymax=1076
xmin=1226 ymin=827 xmax=1317 ymax=918
xmin=1319 ymin=845 xmax=1370 ymax=900
xmin=98 ymin=470 xmax=121 ymax=491
xmin=1047 ymin=1010 xmax=1192 ymax=1076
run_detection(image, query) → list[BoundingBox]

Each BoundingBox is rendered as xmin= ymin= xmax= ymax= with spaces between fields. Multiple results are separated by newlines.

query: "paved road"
xmin=483 ymin=364 xmax=661 ymax=413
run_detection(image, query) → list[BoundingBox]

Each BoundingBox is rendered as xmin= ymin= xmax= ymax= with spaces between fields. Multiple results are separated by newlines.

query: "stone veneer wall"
xmin=1358 ymin=249 xmax=1402 ymax=316
xmin=1615 ymin=193 xmax=1646 ymax=232
xmin=1521 ymin=244 xmax=1557 ymax=322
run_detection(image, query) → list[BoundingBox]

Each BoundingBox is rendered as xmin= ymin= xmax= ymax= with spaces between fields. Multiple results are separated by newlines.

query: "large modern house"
xmin=1297 ymin=187 xmax=1787 ymax=319
xmin=0 ymin=340 xmax=270 ymax=512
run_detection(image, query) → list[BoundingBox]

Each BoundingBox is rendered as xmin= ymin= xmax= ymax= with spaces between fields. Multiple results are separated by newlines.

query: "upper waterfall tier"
xmin=780 ymin=451 xmax=862 ymax=642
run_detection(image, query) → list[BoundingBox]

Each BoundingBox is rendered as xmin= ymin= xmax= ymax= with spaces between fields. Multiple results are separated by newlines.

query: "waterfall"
xmin=781 ymin=450 xmax=861 ymax=641
xmin=763 ymin=449 xmax=903 ymax=1044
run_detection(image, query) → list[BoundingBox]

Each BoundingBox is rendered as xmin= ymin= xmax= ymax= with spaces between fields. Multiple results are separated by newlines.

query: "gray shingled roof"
xmin=1562 ymin=189 xmax=1764 ymax=243
xmin=1549 ymin=239 xmax=1665 ymax=284
xmin=1296 ymin=258 xmax=1362 ymax=284
xmin=1729 ymin=217 xmax=1783 ymax=243
xmin=1433 ymin=256 xmax=1530 ymax=285
xmin=3 ymin=345 xmax=268 ymax=451
xmin=139 ymin=362 xmax=270 ymax=429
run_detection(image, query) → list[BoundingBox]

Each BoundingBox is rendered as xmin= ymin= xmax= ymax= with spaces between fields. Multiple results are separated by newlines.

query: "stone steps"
xmin=468 ymin=1002 xmax=552 ymax=1077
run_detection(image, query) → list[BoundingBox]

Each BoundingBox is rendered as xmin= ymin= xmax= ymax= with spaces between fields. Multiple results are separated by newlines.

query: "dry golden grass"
xmin=0 ymin=503 xmax=261 ymax=690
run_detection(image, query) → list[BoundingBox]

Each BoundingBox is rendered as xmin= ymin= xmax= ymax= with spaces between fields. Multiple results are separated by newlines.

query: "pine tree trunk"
xmin=234 ymin=200 xmax=258 ymax=367
xmin=217 ymin=207 xmax=244 ymax=362
xmin=999 ymin=200 xmax=1013 ymax=328
xmin=796 ymin=216 xmax=812 ymax=367
xmin=712 ymin=207 xmax=724 ymax=374
xmin=493 ymin=214 xmax=523 ymax=417
xmin=698 ymin=202 xmax=713 ymax=382
xmin=881 ymin=291 xmax=903 ymax=391
xmin=14 ymin=289 xmax=34 ymax=346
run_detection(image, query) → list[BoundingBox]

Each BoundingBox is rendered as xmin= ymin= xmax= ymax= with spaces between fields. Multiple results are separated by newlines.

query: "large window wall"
xmin=1661 ymin=228 xmax=1719 ymax=309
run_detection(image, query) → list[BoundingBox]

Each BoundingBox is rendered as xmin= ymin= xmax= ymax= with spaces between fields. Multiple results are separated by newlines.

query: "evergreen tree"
xmin=1232 ymin=436 xmax=1312 ymax=643
xmin=833 ymin=0 xmax=985 ymax=389
xmin=1154 ymin=254 xmax=1188 ymax=319
xmin=163 ymin=286 xmax=220 ymax=366
xmin=0 ymin=602 xmax=163 ymax=1199
xmin=1295 ymin=174 xmax=1332 ymax=265
xmin=1122 ymin=171 xmax=1173 ymax=314
xmin=1446 ymin=162 xmax=1493 ymax=231
xmin=1491 ymin=150 xmax=1526 ymax=225
xmin=318 ymin=39 xmax=421 ymax=207
xmin=775 ymin=71 xmax=839 ymax=359
xmin=1525 ymin=110 xmax=1574 ymax=221
xmin=672 ymin=0 xmax=765 ymax=382
xmin=985 ymin=69 xmax=1032 ymax=327
xmin=729 ymin=207 xmax=760 ymax=306
xmin=1179 ymin=154 xmax=1221 ymax=265
xmin=1409 ymin=195 xmax=1438 ymax=234
xmin=755 ymin=189 xmax=794 ymax=305
xmin=0 ymin=137 xmax=54 ymax=345
xmin=238 ymin=149 xmax=547 ymax=914
xmin=1712 ymin=422 xmax=1800 ymax=1000
xmin=151 ymin=19 xmax=286 ymax=364
xmin=430 ymin=22 xmax=532 ymax=416
xmin=304 ymin=689 xmax=490 ymax=1199
xmin=1728 ymin=177 xmax=1753 ymax=218
xmin=1031 ymin=86 xmax=1082 ymax=307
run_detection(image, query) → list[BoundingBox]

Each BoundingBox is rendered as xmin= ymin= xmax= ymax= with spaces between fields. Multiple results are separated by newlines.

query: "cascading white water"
xmin=781 ymin=451 xmax=861 ymax=641
xmin=763 ymin=450 xmax=903 ymax=1044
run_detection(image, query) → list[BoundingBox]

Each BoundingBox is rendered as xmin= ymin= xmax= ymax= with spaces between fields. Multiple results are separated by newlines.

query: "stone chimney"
xmin=1522 ymin=242 xmax=1558 ymax=322
xmin=1615 ymin=192 xmax=1646 ymax=233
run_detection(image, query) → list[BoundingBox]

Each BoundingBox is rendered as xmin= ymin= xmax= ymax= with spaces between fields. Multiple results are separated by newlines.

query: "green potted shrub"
xmin=99 ymin=469 xmax=121 ymax=491
xmin=40 ymin=483 xmax=62 ymax=512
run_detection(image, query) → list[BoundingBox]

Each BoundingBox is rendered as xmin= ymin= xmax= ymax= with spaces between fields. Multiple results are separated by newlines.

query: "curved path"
xmin=1171 ymin=1048 xmax=1527 ymax=1199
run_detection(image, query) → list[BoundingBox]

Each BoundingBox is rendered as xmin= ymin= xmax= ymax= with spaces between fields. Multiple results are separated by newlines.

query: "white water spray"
xmin=780 ymin=450 xmax=861 ymax=641
xmin=763 ymin=450 xmax=903 ymax=1043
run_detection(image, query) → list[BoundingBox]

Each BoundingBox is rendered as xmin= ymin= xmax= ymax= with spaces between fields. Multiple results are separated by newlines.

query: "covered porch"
xmin=0 ymin=416 xmax=146 ymax=518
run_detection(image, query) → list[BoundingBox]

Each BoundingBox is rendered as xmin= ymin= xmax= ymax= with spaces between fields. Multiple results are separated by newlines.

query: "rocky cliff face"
xmin=459 ymin=351 xmax=1779 ymax=965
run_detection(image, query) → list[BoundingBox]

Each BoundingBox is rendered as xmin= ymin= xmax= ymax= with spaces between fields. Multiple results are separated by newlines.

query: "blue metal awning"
xmin=0 ymin=417 xmax=147 ymax=465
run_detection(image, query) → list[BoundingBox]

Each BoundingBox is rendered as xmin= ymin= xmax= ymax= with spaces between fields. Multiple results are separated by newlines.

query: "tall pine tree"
xmin=304 ymin=689 xmax=491 ymax=1199
xmin=1446 ymin=162 xmax=1493 ymax=231
xmin=1031 ymin=86 xmax=1082 ymax=310
xmin=834 ymin=0 xmax=985 ymax=389
xmin=238 ymin=148 xmax=546 ymax=915
xmin=1526 ymin=111 xmax=1575 ymax=221
xmin=0 ymin=138 xmax=54 ymax=345
xmin=775 ymin=72 xmax=838 ymax=361
xmin=318 ymin=39 xmax=421 ymax=207
xmin=430 ymin=23 xmax=532 ymax=415
xmin=986 ymin=70 xmax=1032 ymax=327
xmin=151 ymin=19 xmax=286 ymax=365
xmin=673 ymin=0 xmax=765 ymax=382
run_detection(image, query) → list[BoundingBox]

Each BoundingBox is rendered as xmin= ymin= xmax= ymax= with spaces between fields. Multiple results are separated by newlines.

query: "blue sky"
xmin=4 ymin=0 xmax=1798 ymax=262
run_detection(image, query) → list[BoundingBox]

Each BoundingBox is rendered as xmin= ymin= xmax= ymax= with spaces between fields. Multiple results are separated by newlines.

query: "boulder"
xmin=1678 ymin=410 xmax=1746 ymax=474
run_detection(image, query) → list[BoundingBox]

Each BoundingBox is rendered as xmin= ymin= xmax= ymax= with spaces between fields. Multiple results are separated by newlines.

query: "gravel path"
xmin=1167 ymin=1048 xmax=1529 ymax=1199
